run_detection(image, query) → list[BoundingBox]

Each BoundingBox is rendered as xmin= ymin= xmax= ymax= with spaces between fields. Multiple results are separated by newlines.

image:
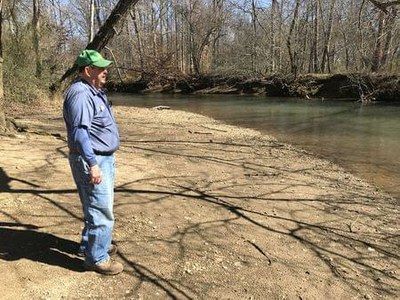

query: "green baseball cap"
xmin=76 ymin=49 xmax=113 ymax=68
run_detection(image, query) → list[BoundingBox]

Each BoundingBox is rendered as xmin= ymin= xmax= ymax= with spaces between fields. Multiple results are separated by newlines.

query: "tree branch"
xmin=55 ymin=0 xmax=140 ymax=89
xmin=367 ymin=0 xmax=400 ymax=12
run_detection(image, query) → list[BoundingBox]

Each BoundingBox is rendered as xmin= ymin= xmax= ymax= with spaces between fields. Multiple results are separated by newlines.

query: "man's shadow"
xmin=0 ymin=222 xmax=84 ymax=272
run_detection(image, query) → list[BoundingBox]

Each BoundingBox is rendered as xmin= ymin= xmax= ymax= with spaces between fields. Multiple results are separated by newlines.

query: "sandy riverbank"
xmin=0 ymin=106 xmax=399 ymax=299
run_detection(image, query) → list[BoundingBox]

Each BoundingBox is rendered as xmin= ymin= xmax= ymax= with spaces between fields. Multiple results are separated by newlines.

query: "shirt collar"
xmin=77 ymin=78 xmax=105 ymax=97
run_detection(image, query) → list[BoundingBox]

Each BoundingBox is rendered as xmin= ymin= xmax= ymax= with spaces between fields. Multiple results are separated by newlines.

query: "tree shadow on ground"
xmin=2 ymin=138 xmax=399 ymax=298
xmin=0 ymin=167 xmax=42 ymax=192
xmin=0 ymin=222 xmax=83 ymax=272
xmin=113 ymin=132 xmax=400 ymax=298
xmin=115 ymin=181 xmax=399 ymax=298
xmin=1 ymin=166 xmax=83 ymax=272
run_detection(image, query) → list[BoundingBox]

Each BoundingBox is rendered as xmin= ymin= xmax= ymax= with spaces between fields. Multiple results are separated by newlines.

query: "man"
xmin=63 ymin=49 xmax=123 ymax=275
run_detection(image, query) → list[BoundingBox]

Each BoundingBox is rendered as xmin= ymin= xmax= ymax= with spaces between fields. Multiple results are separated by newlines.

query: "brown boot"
xmin=84 ymin=259 xmax=124 ymax=275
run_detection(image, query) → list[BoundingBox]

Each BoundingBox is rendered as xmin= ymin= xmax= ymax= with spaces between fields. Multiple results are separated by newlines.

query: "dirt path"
xmin=0 ymin=106 xmax=399 ymax=299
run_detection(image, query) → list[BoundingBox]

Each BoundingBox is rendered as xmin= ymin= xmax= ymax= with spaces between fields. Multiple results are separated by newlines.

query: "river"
xmin=110 ymin=93 xmax=400 ymax=200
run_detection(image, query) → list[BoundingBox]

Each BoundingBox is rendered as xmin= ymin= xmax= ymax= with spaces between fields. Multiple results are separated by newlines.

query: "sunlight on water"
xmin=111 ymin=93 xmax=400 ymax=200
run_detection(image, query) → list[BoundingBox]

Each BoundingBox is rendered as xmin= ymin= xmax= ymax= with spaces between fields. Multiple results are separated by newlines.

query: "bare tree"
xmin=182 ymin=0 xmax=224 ymax=75
xmin=270 ymin=0 xmax=279 ymax=73
xmin=129 ymin=8 xmax=144 ymax=72
xmin=32 ymin=0 xmax=41 ymax=78
xmin=287 ymin=0 xmax=300 ymax=76
xmin=371 ymin=6 xmax=398 ymax=71
xmin=1 ymin=0 xmax=399 ymax=101
xmin=251 ymin=0 xmax=257 ymax=72
xmin=320 ymin=0 xmax=337 ymax=73
xmin=89 ymin=0 xmax=95 ymax=42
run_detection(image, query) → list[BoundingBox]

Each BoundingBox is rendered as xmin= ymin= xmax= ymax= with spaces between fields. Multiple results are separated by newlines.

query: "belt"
xmin=69 ymin=148 xmax=113 ymax=156
xmin=94 ymin=150 xmax=114 ymax=156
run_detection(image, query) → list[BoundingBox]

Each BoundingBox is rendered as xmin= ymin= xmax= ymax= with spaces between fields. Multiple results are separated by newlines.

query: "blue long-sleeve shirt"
xmin=63 ymin=79 xmax=120 ymax=166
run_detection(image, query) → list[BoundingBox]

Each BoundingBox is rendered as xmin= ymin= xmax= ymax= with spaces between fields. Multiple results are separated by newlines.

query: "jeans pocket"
xmin=69 ymin=155 xmax=91 ymax=185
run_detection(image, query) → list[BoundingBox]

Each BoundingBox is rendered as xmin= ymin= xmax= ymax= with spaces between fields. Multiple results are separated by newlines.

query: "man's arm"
xmin=73 ymin=126 xmax=102 ymax=184
xmin=66 ymin=86 xmax=102 ymax=184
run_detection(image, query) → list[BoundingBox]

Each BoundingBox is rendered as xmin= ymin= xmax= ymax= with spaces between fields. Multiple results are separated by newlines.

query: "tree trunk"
xmin=321 ymin=0 xmax=336 ymax=73
xmin=130 ymin=8 xmax=144 ymax=75
xmin=159 ymin=0 xmax=164 ymax=53
xmin=188 ymin=22 xmax=200 ymax=75
xmin=89 ymin=0 xmax=95 ymax=42
xmin=32 ymin=0 xmax=42 ymax=78
xmin=270 ymin=0 xmax=278 ymax=73
xmin=173 ymin=2 xmax=179 ymax=71
xmin=0 ymin=0 xmax=5 ymax=131
xmin=287 ymin=0 xmax=300 ymax=76
xmin=357 ymin=0 xmax=368 ymax=70
xmin=371 ymin=10 xmax=385 ymax=72
xmin=251 ymin=0 xmax=257 ymax=72
xmin=341 ymin=30 xmax=350 ymax=71
xmin=311 ymin=1 xmax=319 ymax=73
xmin=186 ymin=0 xmax=196 ymax=74
xmin=382 ymin=8 xmax=397 ymax=69
xmin=179 ymin=6 xmax=186 ymax=73
xmin=95 ymin=0 xmax=102 ymax=26
xmin=104 ymin=46 xmax=124 ymax=83
xmin=58 ymin=0 xmax=140 ymax=87
xmin=210 ymin=0 xmax=224 ymax=72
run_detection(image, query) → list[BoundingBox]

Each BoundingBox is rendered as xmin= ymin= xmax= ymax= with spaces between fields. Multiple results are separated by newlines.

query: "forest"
xmin=0 ymin=0 xmax=399 ymax=130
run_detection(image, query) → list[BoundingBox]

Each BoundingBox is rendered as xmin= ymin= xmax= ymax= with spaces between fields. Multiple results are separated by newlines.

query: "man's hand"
xmin=90 ymin=165 xmax=103 ymax=184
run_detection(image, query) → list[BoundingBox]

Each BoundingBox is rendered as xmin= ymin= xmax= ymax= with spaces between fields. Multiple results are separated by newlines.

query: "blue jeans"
xmin=68 ymin=153 xmax=115 ymax=265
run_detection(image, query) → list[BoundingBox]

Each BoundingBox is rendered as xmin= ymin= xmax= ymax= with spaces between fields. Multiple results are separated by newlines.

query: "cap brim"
xmin=92 ymin=59 xmax=113 ymax=68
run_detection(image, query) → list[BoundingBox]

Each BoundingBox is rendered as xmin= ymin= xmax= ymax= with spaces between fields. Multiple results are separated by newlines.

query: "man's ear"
xmin=83 ymin=65 xmax=91 ymax=77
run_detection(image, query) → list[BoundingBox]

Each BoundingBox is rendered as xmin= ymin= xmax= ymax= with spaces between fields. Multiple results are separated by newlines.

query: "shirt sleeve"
xmin=67 ymin=88 xmax=94 ymax=129
xmin=73 ymin=127 xmax=97 ymax=166
xmin=65 ymin=87 xmax=98 ymax=166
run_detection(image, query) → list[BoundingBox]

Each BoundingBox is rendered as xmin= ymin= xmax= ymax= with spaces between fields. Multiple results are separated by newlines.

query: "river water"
xmin=111 ymin=93 xmax=400 ymax=200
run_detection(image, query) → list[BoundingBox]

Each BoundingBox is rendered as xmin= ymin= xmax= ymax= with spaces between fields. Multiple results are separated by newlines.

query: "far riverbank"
xmin=107 ymin=73 xmax=400 ymax=103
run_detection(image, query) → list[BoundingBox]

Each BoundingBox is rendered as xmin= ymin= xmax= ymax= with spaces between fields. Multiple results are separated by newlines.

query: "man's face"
xmin=86 ymin=65 xmax=108 ymax=89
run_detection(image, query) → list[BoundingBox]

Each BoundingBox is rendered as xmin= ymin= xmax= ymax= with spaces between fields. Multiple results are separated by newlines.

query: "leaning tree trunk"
xmin=0 ymin=0 xmax=5 ymax=132
xmin=56 ymin=0 xmax=140 ymax=89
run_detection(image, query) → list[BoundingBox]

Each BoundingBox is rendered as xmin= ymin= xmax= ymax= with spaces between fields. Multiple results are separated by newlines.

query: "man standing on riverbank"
xmin=63 ymin=49 xmax=123 ymax=275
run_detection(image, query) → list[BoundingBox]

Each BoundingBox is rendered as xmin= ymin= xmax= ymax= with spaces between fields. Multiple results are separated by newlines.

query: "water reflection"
xmin=110 ymin=93 xmax=400 ymax=199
